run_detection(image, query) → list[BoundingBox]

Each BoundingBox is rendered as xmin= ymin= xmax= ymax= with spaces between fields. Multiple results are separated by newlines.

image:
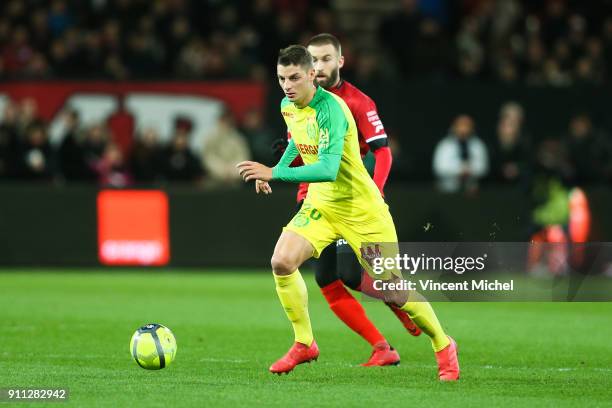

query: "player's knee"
xmin=271 ymin=252 xmax=297 ymax=275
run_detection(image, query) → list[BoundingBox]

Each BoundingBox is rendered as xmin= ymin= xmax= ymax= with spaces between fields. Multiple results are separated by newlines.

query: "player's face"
xmin=277 ymin=64 xmax=316 ymax=106
xmin=308 ymin=44 xmax=344 ymax=89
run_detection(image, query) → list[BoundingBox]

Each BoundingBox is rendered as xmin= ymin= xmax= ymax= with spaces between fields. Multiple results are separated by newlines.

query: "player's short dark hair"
xmin=307 ymin=33 xmax=342 ymax=56
xmin=277 ymin=45 xmax=313 ymax=69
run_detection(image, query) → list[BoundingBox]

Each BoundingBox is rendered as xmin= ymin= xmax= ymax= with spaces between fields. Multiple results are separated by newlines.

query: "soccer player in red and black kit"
xmin=276 ymin=33 xmax=421 ymax=366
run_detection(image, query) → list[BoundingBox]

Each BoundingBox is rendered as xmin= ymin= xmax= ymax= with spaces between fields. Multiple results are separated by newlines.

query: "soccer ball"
xmin=130 ymin=323 xmax=177 ymax=370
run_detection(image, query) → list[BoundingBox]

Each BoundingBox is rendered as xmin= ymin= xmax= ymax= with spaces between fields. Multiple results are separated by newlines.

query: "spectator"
xmin=240 ymin=108 xmax=276 ymax=165
xmin=125 ymin=31 xmax=163 ymax=78
xmin=81 ymin=123 xmax=110 ymax=177
xmin=574 ymin=56 xmax=599 ymax=86
xmin=57 ymin=109 xmax=95 ymax=182
xmin=528 ymin=138 xmax=572 ymax=276
xmin=1 ymin=26 xmax=34 ymax=75
xmin=524 ymin=38 xmax=547 ymax=86
xmin=29 ymin=8 xmax=50 ymax=51
xmin=432 ymin=115 xmax=489 ymax=193
xmin=202 ymin=110 xmax=251 ymax=186
xmin=489 ymin=107 xmax=531 ymax=187
xmin=48 ymin=38 xmax=74 ymax=77
xmin=353 ymin=50 xmax=387 ymax=83
xmin=130 ymin=127 xmax=163 ymax=183
xmin=48 ymin=0 xmax=73 ymax=37
xmin=0 ymin=101 xmax=19 ymax=178
xmin=540 ymin=0 xmax=569 ymax=47
xmin=161 ymin=120 xmax=204 ymax=183
xmin=95 ymin=143 xmax=132 ymax=188
xmin=175 ymin=37 xmax=208 ymax=78
xmin=16 ymin=98 xmax=40 ymax=135
xmin=455 ymin=16 xmax=485 ymax=79
xmin=603 ymin=17 xmax=612 ymax=73
xmin=564 ymin=113 xmax=612 ymax=185
xmin=379 ymin=0 xmax=423 ymax=76
xmin=164 ymin=16 xmax=192 ymax=74
xmin=15 ymin=122 xmax=54 ymax=181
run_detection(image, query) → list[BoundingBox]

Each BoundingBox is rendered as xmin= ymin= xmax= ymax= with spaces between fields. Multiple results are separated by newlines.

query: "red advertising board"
xmin=97 ymin=190 xmax=170 ymax=266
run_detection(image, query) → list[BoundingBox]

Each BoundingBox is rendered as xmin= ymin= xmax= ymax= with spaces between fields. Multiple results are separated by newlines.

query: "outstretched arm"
xmin=272 ymin=101 xmax=346 ymax=183
xmin=272 ymin=152 xmax=341 ymax=182
xmin=238 ymin=98 xmax=347 ymax=184
xmin=236 ymin=151 xmax=342 ymax=183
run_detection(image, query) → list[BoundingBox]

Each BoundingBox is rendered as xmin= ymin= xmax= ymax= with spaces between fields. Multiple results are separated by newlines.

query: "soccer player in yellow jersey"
xmin=236 ymin=45 xmax=460 ymax=380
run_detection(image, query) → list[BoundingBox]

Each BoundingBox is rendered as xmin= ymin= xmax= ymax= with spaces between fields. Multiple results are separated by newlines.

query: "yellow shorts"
xmin=283 ymin=198 xmax=401 ymax=281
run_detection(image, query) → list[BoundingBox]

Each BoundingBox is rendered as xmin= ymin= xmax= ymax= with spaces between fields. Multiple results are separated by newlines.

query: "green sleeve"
xmin=272 ymin=153 xmax=341 ymax=182
xmin=316 ymin=98 xmax=347 ymax=156
xmin=275 ymin=138 xmax=299 ymax=168
xmin=272 ymin=99 xmax=346 ymax=183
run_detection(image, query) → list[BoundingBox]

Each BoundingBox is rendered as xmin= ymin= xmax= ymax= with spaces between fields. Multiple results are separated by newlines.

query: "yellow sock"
xmin=274 ymin=269 xmax=313 ymax=346
xmin=401 ymin=297 xmax=450 ymax=352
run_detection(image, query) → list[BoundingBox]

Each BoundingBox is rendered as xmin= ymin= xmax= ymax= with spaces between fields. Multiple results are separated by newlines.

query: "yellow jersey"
xmin=275 ymin=86 xmax=386 ymax=222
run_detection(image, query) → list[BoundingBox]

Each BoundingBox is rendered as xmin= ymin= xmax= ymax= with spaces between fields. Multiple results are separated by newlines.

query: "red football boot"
xmin=435 ymin=336 xmax=460 ymax=381
xmin=361 ymin=341 xmax=400 ymax=367
xmin=386 ymin=303 xmax=422 ymax=337
xmin=269 ymin=341 xmax=319 ymax=374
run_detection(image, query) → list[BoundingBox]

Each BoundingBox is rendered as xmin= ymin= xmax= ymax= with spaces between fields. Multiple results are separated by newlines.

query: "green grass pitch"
xmin=1 ymin=270 xmax=611 ymax=407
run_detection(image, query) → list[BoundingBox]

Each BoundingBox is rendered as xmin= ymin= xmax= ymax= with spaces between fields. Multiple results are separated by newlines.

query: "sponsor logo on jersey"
xmin=297 ymin=143 xmax=319 ymax=155
xmin=367 ymin=110 xmax=384 ymax=134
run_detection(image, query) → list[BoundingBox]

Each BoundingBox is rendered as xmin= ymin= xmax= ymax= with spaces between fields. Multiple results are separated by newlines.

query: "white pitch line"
xmin=199 ymin=358 xmax=250 ymax=364
xmin=5 ymin=353 xmax=611 ymax=373
xmin=195 ymin=358 xmax=612 ymax=372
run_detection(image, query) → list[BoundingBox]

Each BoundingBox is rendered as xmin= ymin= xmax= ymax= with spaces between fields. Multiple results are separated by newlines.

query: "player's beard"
xmin=316 ymin=68 xmax=340 ymax=89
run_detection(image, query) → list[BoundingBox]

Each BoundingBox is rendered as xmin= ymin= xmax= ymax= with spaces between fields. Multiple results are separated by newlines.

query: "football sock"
xmin=321 ymin=280 xmax=386 ymax=347
xmin=400 ymin=297 xmax=450 ymax=352
xmin=274 ymin=269 xmax=313 ymax=346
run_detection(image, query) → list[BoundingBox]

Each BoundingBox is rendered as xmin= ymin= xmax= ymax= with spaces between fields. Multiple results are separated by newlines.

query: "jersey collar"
xmin=307 ymin=86 xmax=325 ymax=108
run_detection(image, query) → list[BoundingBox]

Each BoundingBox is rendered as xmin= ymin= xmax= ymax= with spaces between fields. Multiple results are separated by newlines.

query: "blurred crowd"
xmin=1 ymin=0 xmax=612 ymax=85
xmin=1 ymin=95 xmax=610 ymax=189
xmin=1 ymin=0 xmax=611 ymax=189
xmin=0 ymin=97 xmax=279 ymax=187
xmin=380 ymin=0 xmax=612 ymax=85
xmin=428 ymin=100 xmax=610 ymax=247
xmin=0 ymin=0 xmax=332 ymax=81
xmin=431 ymin=102 xmax=612 ymax=193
